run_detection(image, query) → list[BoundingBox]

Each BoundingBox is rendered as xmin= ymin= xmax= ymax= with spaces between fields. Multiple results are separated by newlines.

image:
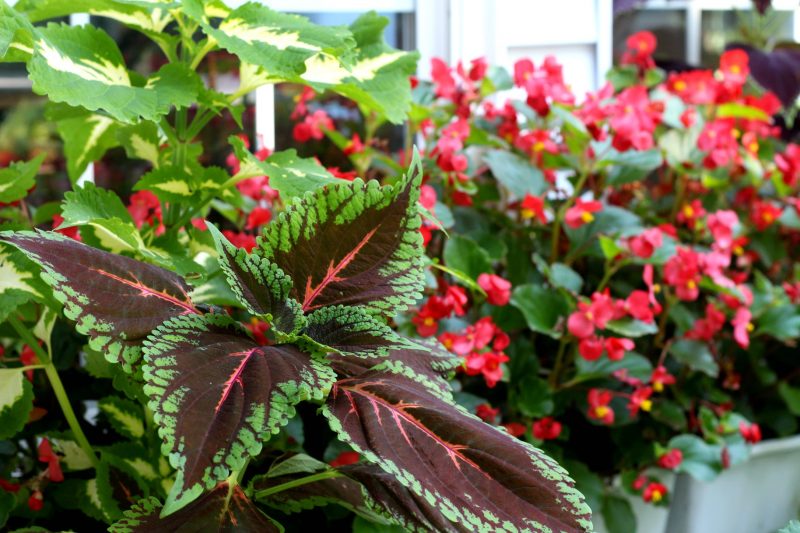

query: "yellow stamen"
xmin=747 ymin=322 xmax=754 ymax=332
xmin=641 ymin=399 xmax=652 ymax=412
xmin=653 ymin=284 xmax=662 ymax=293
xmin=733 ymin=245 xmax=744 ymax=256
xmin=674 ymin=80 xmax=687 ymax=91
xmin=581 ymin=211 xmax=594 ymax=224
xmin=594 ymin=406 xmax=610 ymax=418
xmin=653 ymin=381 xmax=664 ymax=393
xmin=651 ymin=490 xmax=663 ymax=503
xmin=533 ymin=141 xmax=546 ymax=153
xmin=682 ymin=205 xmax=695 ymax=218
xmin=687 ymin=280 xmax=697 ymax=290
xmin=521 ymin=208 xmax=534 ymax=220
xmin=423 ymin=317 xmax=435 ymax=327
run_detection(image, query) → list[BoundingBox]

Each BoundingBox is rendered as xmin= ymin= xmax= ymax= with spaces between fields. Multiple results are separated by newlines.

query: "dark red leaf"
xmin=109 ymin=482 xmax=279 ymax=532
xmin=1 ymin=230 xmax=197 ymax=371
xmin=207 ymin=224 xmax=304 ymax=334
xmin=259 ymin=161 xmax=424 ymax=317
xmin=142 ymin=313 xmax=335 ymax=514
xmin=323 ymin=372 xmax=593 ymax=532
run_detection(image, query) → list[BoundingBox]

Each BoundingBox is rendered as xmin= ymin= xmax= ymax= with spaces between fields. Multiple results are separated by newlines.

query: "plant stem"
xmin=253 ymin=470 xmax=341 ymax=500
xmin=8 ymin=315 xmax=100 ymax=468
xmin=549 ymin=336 xmax=569 ymax=388
xmin=596 ymin=259 xmax=628 ymax=293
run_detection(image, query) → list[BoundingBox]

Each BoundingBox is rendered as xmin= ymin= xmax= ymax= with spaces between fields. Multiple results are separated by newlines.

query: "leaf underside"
xmin=109 ymin=482 xmax=279 ymax=533
xmin=323 ymin=372 xmax=593 ymax=532
xmin=0 ymin=231 xmax=197 ymax=371
xmin=258 ymin=166 xmax=424 ymax=318
xmin=142 ymin=313 xmax=335 ymax=514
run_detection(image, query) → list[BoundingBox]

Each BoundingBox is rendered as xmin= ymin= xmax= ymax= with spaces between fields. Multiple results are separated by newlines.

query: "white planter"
xmin=665 ymin=434 xmax=800 ymax=533
xmin=592 ymin=473 xmax=674 ymax=533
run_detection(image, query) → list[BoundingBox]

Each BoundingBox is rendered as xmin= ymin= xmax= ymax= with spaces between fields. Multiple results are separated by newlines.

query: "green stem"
xmin=189 ymin=39 xmax=217 ymax=71
xmin=8 ymin=316 xmax=100 ymax=468
xmin=596 ymin=259 xmax=629 ymax=293
xmin=17 ymin=364 xmax=46 ymax=373
xmin=549 ymin=336 xmax=569 ymax=388
xmin=254 ymin=470 xmax=342 ymax=501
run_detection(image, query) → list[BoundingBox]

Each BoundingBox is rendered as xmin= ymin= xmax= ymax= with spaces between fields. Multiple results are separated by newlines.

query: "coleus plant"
xmin=1 ymin=157 xmax=593 ymax=531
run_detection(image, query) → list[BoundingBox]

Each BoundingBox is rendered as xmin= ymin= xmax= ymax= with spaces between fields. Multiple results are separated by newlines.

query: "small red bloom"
xmin=28 ymin=491 xmax=44 ymax=512
xmin=605 ymin=337 xmax=634 ymax=361
xmin=663 ymin=247 xmax=701 ymax=301
xmin=625 ymin=290 xmax=655 ymax=323
xmin=587 ymin=388 xmax=615 ymax=424
xmin=657 ymin=449 xmax=683 ymax=470
xmin=650 ymin=365 xmax=676 ymax=393
xmin=38 ymin=438 xmax=63 ymax=483
xmin=740 ymin=422 xmax=762 ymax=444
xmin=707 ymin=210 xmax=739 ymax=252
xmin=464 ymin=350 xmax=509 ymax=388
xmin=750 ymin=200 xmax=782 ymax=231
xmin=52 ymin=214 xmax=81 ymax=241
xmin=628 ymin=386 xmax=653 ymax=416
xmin=222 ymin=230 xmax=257 ymax=252
xmin=412 ymin=307 xmax=439 ymax=337
xmin=732 ymin=307 xmax=753 ymax=349
xmin=642 ymin=482 xmax=668 ymax=504
xmin=628 ymin=228 xmax=663 ymax=259
xmin=676 ymin=200 xmax=706 ymax=230
xmin=20 ymin=344 xmax=38 ymax=381
xmin=578 ymin=337 xmax=605 ymax=361
xmin=245 ymin=206 xmax=272 ymax=230
xmin=532 ymin=417 xmax=562 ymax=440
xmin=0 ymin=479 xmax=20 ymax=493
xmin=476 ymin=403 xmax=500 ymax=424
xmin=502 ymin=422 xmax=527 ymax=437
xmin=719 ymin=49 xmax=749 ymax=86
xmin=721 ymin=446 xmax=731 ymax=469
xmin=343 ymin=133 xmax=365 ymax=156
xmin=565 ymin=199 xmax=602 ymax=229
xmin=477 ymin=273 xmax=512 ymax=306
xmin=520 ymin=194 xmax=547 ymax=223
xmin=329 ymin=451 xmax=360 ymax=468
xmin=244 ymin=318 xmax=269 ymax=346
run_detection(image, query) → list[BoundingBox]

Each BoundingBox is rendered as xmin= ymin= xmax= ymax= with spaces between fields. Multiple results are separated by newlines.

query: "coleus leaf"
xmin=258 ymin=154 xmax=425 ymax=317
xmin=0 ymin=153 xmax=44 ymax=203
xmin=207 ymin=223 xmax=304 ymax=335
xmin=142 ymin=313 xmax=335 ymax=514
xmin=47 ymin=104 xmax=121 ymax=182
xmin=303 ymin=305 xmax=411 ymax=358
xmin=13 ymin=0 xmax=173 ymax=35
xmin=323 ymin=372 xmax=593 ymax=532
xmin=109 ymin=482 xmax=280 ymax=532
xmin=0 ymin=231 xmax=198 ymax=371
xmin=328 ymin=340 xmax=460 ymax=400
xmin=0 ymin=369 xmax=34 ymax=440
xmin=182 ymin=0 xmax=355 ymax=82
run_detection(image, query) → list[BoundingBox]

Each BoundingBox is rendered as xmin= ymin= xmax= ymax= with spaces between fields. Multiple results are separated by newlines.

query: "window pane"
xmin=700 ymin=10 xmax=794 ymax=66
xmin=613 ymin=9 xmax=687 ymax=64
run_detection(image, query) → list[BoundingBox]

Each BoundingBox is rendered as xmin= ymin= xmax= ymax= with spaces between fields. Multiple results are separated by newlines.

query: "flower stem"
xmin=549 ymin=336 xmax=569 ymax=388
xmin=253 ymin=470 xmax=341 ymax=500
xmin=8 ymin=315 xmax=100 ymax=468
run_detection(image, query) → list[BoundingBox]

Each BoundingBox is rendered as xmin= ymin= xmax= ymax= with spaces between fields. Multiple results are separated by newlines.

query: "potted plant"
xmin=287 ymin=30 xmax=800 ymax=532
xmin=0 ymin=2 xmax=594 ymax=531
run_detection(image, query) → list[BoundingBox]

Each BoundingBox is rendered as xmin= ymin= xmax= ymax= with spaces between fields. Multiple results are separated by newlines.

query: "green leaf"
xmin=549 ymin=263 xmax=583 ymax=293
xmin=778 ymin=382 xmax=800 ymax=416
xmin=442 ymin=235 xmax=492 ymax=280
xmin=98 ymin=397 xmax=145 ymax=440
xmin=0 ymin=245 xmax=48 ymax=323
xmin=604 ymin=318 xmax=657 ymax=338
xmin=60 ymin=183 xmax=132 ymax=227
xmin=510 ymin=284 xmax=569 ymax=338
xmin=756 ymin=304 xmax=800 ymax=342
xmin=134 ymin=166 xmax=197 ymax=204
xmin=574 ymin=352 xmax=653 ymax=382
xmin=230 ymin=137 xmax=338 ymax=201
xmin=599 ymin=235 xmax=623 ymax=259
xmin=606 ymin=66 xmax=638 ymax=91
xmin=28 ymin=23 xmax=186 ymax=123
xmin=0 ymin=490 xmax=15 ymax=530
xmin=515 ymin=376 xmax=553 ymax=418
xmin=484 ymin=149 xmax=547 ymax=198
xmin=651 ymin=400 xmax=688 ymax=431
xmin=13 ymin=0 xmax=174 ymax=35
xmin=668 ymin=434 xmax=722 ymax=481
xmin=145 ymin=62 xmax=202 ymax=114
xmin=601 ymin=494 xmax=636 ymax=533
xmin=0 ymin=375 xmax=33 ymax=440
xmin=48 ymin=105 xmax=120 ymax=182
xmin=0 ymin=154 xmax=44 ymax=203
xmin=117 ymin=122 xmax=162 ymax=168
xmin=0 ymin=369 xmax=26 ymax=411
xmin=716 ymin=103 xmax=770 ymax=122
xmin=603 ymin=149 xmax=663 ymax=186
xmin=669 ymin=339 xmax=718 ymax=378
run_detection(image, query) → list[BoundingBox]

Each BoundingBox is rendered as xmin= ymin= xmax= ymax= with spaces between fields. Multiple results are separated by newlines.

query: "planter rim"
xmin=750 ymin=433 xmax=800 ymax=458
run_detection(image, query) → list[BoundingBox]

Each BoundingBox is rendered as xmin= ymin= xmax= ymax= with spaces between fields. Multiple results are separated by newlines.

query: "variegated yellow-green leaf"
xmin=302 ymin=11 xmax=419 ymax=123
xmin=0 ymin=244 xmax=48 ymax=323
xmin=0 ymin=153 xmax=44 ymax=203
xmin=0 ymin=4 xmax=35 ymax=62
xmin=47 ymin=104 xmax=121 ymax=182
xmin=117 ymin=121 xmax=162 ymax=168
xmin=99 ymin=396 xmax=146 ymax=440
xmin=0 ymin=370 xmax=33 ymax=440
xmin=183 ymin=0 xmax=354 ymax=83
xmin=13 ymin=0 xmax=173 ymax=36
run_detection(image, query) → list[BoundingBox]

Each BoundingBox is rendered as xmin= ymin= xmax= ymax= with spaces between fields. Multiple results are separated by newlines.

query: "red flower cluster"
xmin=439 ymin=316 xmax=510 ymax=387
xmin=513 ymin=57 xmax=574 ymax=116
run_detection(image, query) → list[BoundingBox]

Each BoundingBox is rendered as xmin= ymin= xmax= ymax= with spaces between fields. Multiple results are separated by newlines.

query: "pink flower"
xmin=605 ymin=337 xmax=634 ymax=361
xmin=478 ymin=273 xmax=512 ymax=306
xmin=578 ymin=337 xmax=605 ymax=361
xmin=520 ymin=194 xmax=547 ymax=223
xmin=588 ymin=389 xmax=615 ymax=424
xmin=740 ymin=422 xmax=762 ymax=444
xmin=565 ymin=199 xmax=603 ymax=229
xmin=464 ymin=351 xmax=509 ymax=387
xmin=732 ymin=307 xmax=753 ymax=349
xmin=628 ymin=228 xmax=663 ymax=259
xmin=657 ymin=449 xmax=683 ymax=470
xmin=707 ymin=210 xmax=739 ymax=252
